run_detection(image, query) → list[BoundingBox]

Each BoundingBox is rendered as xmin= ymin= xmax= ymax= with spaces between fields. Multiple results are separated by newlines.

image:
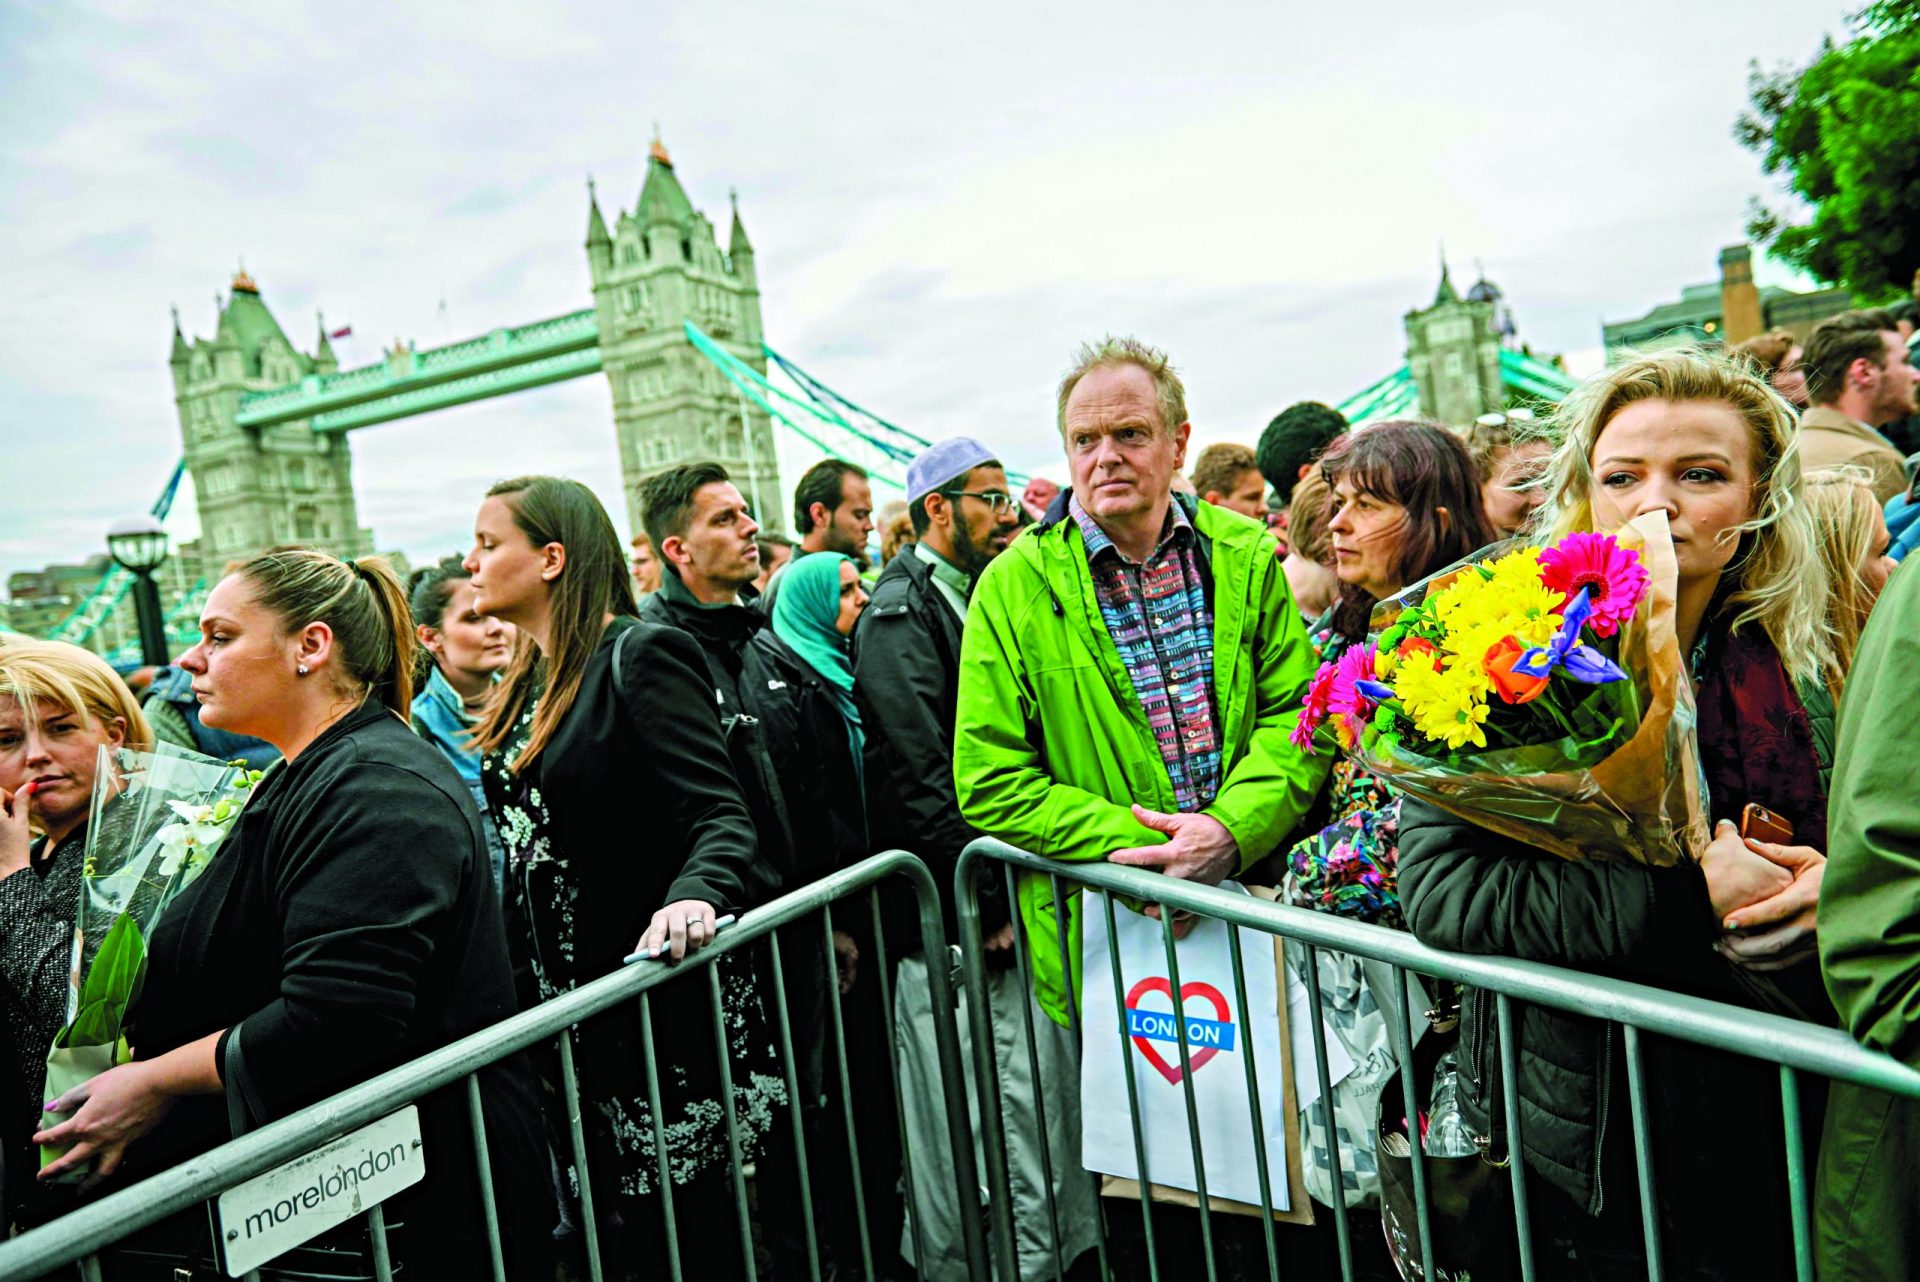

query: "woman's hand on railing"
xmin=1715 ymin=838 xmax=1825 ymax=972
xmin=633 ymin=899 xmax=719 ymax=961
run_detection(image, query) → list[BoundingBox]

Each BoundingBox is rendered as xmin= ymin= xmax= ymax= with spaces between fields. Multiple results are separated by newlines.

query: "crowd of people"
xmin=1 ymin=301 xmax=1918 ymax=1281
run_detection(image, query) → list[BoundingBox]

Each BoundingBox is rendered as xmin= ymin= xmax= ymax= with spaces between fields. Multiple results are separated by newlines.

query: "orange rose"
xmin=1484 ymin=635 xmax=1549 ymax=705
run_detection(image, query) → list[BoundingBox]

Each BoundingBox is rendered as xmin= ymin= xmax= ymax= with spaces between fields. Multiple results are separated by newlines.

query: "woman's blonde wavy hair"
xmin=1533 ymin=346 xmax=1834 ymax=691
xmin=0 ymin=638 xmax=154 ymax=751
xmin=1802 ymin=468 xmax=1884 ymax=690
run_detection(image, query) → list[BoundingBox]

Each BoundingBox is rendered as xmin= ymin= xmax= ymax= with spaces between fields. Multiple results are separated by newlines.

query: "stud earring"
xmin=297 ymin=664 xmax=310 ymax=676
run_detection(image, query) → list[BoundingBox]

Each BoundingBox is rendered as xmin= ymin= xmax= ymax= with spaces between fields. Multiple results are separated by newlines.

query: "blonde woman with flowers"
xmin=1398 ymin=348 xmax=1839 ymax=1280
xmin=0 ymin=639 xmax=151 ymax=1228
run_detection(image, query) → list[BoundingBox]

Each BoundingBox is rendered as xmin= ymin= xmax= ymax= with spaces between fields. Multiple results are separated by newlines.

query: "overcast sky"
xmin=0 ymin=0 xmax=1847 ymax=586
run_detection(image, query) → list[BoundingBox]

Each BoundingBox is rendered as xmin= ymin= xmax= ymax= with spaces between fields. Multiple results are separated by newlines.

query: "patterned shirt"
xmin=1071 ymin=495 xmax=1222 ymax=811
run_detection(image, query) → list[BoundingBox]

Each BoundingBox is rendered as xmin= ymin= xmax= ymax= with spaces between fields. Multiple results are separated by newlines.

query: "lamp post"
xmin=106 ymin=515 xmax=171 ymax=667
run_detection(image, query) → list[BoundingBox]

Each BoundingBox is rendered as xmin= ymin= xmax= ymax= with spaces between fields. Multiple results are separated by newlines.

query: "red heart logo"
xmin=1125 ymin=977 xmax=1233 ymax=1085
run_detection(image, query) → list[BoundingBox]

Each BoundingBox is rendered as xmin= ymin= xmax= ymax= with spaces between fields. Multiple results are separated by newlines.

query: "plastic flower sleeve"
xmin=1352 ymin=511 xmax=1711 ymax=868
xmin=40 ymin=742 xmax=262 ymax=1177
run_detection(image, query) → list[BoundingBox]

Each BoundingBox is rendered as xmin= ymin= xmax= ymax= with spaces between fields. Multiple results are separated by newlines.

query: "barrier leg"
xmin=1158 ymin=909 xmax=1219 ymax=1282
xmin=637 ymin=990 xmax=683 ymax=1282
xmin=1781 ymin=1065 xmax=1814 ymax=1282
xmin=1226 ymin=923 xmax=1279 ymax=1282
xmin=467 ymin=1073 xmax=507 ymax=1282
xmin=367 ymin=1203 xmax=394 ymax=1282
xmin=957 ymin=857 xmax=1019 ymax=1282
xmin=1051 ymin=871 xmax=1113 ymax=1282
xmin=707 ymin=964 xmax=759 ymax=1282
xmin=558 ymin=1030 xmax=607 ymax=1282
xmin=766 ymin=931 xmax=823 ymax=1282
xmin=1299 ymin=944 xmax=1353 ymax=1280
xmin=1003 ymin=864 xmax=1068 ymax=1282
xmin=821 ymin=904 xmax=876 ymax=1281
xmin=1102 ymin=892 xmax=1161 ymax=1282
xmin=1622 ymin=1024 xmax=1664 ymax=1281
xmin=1495 ymin=993 xmax=1535 ymax=1282
xmin=868 ymin=889 xmax=933 ymax=1279
xmin=1389 ymin=968 xmax=1436 ymax=1274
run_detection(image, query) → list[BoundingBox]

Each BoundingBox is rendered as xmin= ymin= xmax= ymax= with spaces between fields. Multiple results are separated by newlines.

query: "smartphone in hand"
xmin=1739 ymin=803 xmax=1795 ymax=846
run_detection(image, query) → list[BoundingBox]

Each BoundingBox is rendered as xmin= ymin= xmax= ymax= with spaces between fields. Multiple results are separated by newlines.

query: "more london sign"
xmin=213 ymin=1106 xmax=424 ymax=1276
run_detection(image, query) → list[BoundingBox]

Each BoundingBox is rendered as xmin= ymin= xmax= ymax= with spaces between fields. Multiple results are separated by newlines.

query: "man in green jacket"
xmin=955 ymin=336 xmax=1329 ymax=1027
xmin=1817 ymin=557 xmax=1920 ymax=1281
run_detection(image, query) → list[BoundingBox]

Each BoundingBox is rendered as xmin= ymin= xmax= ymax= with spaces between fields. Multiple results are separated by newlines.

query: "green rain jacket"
xmin=1816 ymin=558 xmax=1920 ymax=1282
xmin=954 ymin=490 xmax=1329 ymax=1025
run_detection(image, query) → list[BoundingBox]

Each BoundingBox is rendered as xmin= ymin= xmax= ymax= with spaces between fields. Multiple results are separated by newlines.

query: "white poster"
xmin=1079 ymin=885 xmax=1292 ymax=1209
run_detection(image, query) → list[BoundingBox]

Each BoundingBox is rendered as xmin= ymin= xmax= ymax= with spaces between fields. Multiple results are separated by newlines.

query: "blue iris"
xmin=1513 ymin=588 xmax=1628 ymax=685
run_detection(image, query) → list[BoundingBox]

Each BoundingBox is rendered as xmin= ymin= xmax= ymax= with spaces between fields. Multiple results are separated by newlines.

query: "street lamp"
xmin=106 ymin=515 xmax=171 ymax=667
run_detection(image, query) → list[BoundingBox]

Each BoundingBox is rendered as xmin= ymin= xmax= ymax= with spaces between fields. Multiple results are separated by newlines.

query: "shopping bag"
xmin=1080 ymin=883 xmax=1306 ymax=1220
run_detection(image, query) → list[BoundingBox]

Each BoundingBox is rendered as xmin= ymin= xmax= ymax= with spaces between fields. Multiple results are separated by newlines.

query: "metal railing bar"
xmin=467 ymin=1073 xmax=507 ymax=1282
xmin=820 ymin=904 xmax=876 ymax=1282
xmin=637 ymin=992 xmax=683 ymax=1282
xmin=0 ymin=852 xmax=939 ymax=1280
xmin=1225 ymin=917 xmax=1280 ymax=1282
xmin=1622 ymin=1023 xmax=1664 ymax=1282
xmin=1299 ymin=943 xmax=1354 ymax=1280
xmin=1001 ymin=863 xmax=1068 ymax=1282
xmin=1781 ymin=1065 xmax=1814 ymax=1282
xmin=1158 ymin=907 xmax=1219 ymax=1282
xmin=1495 ymin=993 xmax=1535 ymax=1282
xmin=766 ymin=930 xmax=823 ymax=1282
xmin=958 ymin=841 xmax=1920 ymax=1098
xmin=706 ymin=964 xmax=759 ymax=1282
xmin=866 ymin=889 xmax=932 ymax=1282
xmin=558 ymin=1030 xmax=607 ymax=1282
xmin=1050 ymin=870 xmax=1113 ymax=1282
xmin=1390 ymin=966 xmax=1437 ymax=1277
xmin=76 ymin=1256 xmax=101 ymax=1282
xmin=367 ymin=1202 xmax=394 ymax=1282
xmin=956 ymin=859 xmax=1021 ymax=1282
xmin=1102 ymin=891 xmax=1161 ymax=1282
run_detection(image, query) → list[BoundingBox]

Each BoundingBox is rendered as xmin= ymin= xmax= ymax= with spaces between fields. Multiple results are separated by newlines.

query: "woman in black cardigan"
xmin=33 ymin=549 xmax=551 ymax=1278
xmin=466 ymin=476 xmax=773 ymax=1281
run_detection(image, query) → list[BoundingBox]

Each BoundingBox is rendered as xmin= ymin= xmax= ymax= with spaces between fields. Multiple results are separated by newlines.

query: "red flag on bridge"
xmin=329 ymin=325 xmax=353 ymax=339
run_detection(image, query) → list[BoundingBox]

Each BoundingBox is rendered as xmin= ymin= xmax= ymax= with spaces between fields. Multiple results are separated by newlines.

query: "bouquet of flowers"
xmin=41 ymin=743 xmax=263 ymax=1175
xmin=1292 ymin=511 xmax=1710 ymax=867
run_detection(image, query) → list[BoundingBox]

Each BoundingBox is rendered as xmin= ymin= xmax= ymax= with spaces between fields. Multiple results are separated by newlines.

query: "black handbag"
xmin=1375 ymin=1007 xmax=1520 ymax=1282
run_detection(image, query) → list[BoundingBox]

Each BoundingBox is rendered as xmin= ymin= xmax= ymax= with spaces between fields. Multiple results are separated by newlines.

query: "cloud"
xmin=0 ymin=0 xmax=1851 ymax=592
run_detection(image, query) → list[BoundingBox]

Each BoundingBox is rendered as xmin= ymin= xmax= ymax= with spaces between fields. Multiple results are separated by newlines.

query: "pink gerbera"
xmin=1328 ymin=642 xmax=1382 ymax=744
xmin=1291 ymin=661 xmax=1339 ymax=753
xmin=1539 ymin=533 xmax=1650 ymax=638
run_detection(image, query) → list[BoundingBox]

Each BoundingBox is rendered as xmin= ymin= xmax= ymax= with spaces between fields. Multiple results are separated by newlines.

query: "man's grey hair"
xmin=1055 ymin=336 xmax=1188 ymax=438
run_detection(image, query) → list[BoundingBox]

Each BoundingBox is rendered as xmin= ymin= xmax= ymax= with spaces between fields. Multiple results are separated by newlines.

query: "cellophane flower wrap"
xmin=1293 ymin=510 xmax=1709 ymax=867
xmin=40 ymin=743 xmax=262 ymax=1175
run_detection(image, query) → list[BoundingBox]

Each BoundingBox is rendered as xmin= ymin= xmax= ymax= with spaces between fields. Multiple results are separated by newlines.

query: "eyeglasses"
xmin=944 ymin=489 xmax=1017 ymax=514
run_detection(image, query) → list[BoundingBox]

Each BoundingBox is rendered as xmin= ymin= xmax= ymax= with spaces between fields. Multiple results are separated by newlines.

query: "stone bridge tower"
xmin=587 ymin=139 xmax=784 ymax=535
xmin=169 ymin=272 xmax=373 ymax=569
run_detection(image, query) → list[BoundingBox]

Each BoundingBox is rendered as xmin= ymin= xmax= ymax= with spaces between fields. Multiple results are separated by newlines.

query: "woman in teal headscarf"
xmin=771 ymin=552 xmax=869 ymax=795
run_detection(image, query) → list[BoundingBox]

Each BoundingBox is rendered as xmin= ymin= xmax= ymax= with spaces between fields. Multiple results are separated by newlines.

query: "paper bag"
xmin=1081 ymin=884 xmax=1310 ymax=1224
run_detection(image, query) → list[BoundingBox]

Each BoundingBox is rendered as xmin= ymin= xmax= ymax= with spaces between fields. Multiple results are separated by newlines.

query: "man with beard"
xmin=762 ymin=459 xmax=874 ymax=613
xmin=852 ymin=437 xmax=1072 ymax=1281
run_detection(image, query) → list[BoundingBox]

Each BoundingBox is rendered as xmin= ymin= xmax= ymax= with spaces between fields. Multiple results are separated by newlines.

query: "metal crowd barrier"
xmin=954 ymin=836 xmax=1920 ymax=1282
xmin=0 ymin=852 xmax=985 ymax=1282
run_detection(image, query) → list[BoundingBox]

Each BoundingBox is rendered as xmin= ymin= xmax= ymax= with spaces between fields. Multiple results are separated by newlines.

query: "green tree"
xmin=1736 ymin=2 xmax=1920 ymax=300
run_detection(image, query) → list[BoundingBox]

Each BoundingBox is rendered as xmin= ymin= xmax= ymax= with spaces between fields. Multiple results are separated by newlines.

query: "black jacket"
xmin=1399 ymin=792 xmax=1818 ymax=1270
xmin=851 ymin=548 xmax=1006 ymax=942
xmin=509 ymin=619 xmax=760 ymax=980
xmin=128 ymin=703 xmax=549 ymax=1276
xmin=639 ymin=577 xmax=866 ymax=902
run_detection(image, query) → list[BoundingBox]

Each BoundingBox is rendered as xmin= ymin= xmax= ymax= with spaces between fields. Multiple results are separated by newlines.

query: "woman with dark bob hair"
xmin=465 ymin=476 xmax=778 ymax=1280
xmin=33 ymin=549 xmax=550 ymax=1277
xmin=1280 ymin=421 xmax=1495 ymax=1230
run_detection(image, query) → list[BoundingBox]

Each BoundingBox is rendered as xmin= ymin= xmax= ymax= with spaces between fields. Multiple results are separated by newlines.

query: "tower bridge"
xmin=168 ymin=139 xmax=781 ymax=575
